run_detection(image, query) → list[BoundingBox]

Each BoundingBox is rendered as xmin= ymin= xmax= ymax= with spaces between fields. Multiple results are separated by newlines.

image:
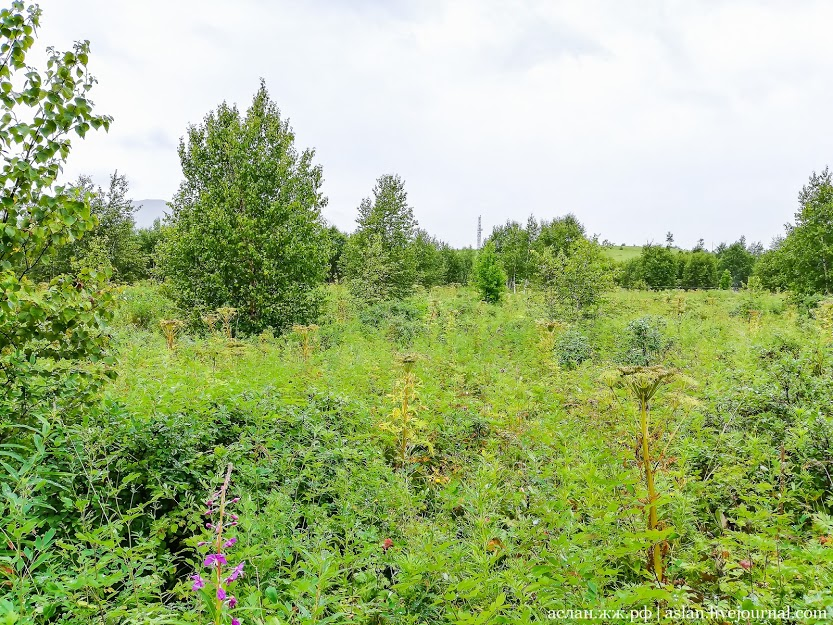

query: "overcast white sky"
xmin=35 ymin=0 xmax=833 ymax=248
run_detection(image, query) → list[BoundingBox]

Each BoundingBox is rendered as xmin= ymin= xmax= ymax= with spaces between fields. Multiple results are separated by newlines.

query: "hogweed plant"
xmin=604 ymin=365 xmax=696 ymax=586
xmin=379 ymin=354 xmax=432 ymax=469
xmin=159 ymin=319 xmax=184 ymax=350
xmin=292 ymin=324 xmax=320 ymax=362
xmin=216 ymin=307 xmax=238 ymax=340
xmin=191 ymin=464 xmax=245 ymax=625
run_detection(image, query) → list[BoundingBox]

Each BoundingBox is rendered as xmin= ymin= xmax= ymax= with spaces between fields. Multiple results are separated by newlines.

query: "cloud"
xmin=34 ymin=0 xmax=833 ymax=248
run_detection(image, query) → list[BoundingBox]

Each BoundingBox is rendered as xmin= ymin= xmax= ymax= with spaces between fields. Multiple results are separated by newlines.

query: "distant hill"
xmin=132 ymin=199 xmax=169 ymax=229
xmin=601 ymin=245 xmax=685 ymax=263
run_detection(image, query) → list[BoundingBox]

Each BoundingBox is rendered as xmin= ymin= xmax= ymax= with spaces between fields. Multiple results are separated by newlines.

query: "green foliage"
xmin=555 ymin=329 xmax=592 ymax=369
xmin=33 ymin=173 xmax=147 ymax=283
xmin=473 ymin=242 xmax=506 ymax=303
xmin=719 ymin=268 xmax=732 ymax=290
xmin=0 ymin=1 xmax=114 ymax=423
xmin=621 ymin=315 xmax=669 ymax=365
xmin=159 ymin=81 xmax=330 ymax=334
xmin=536 ymin=238 xmax=613 ymax=320
xmin=342 ymin=174 xmax=418 ymax=302
xmin=754 ymin=168 xmax=833 ymax=294
xmin=681 ymin=250 xmax=718 ymax=289
xmin=638 ymin=244 xmax=679 ymax=289
xmin=114 ymin=281 xmax=179 ymax=329
xmin=716 ymin=237 xmax=756 ymax=288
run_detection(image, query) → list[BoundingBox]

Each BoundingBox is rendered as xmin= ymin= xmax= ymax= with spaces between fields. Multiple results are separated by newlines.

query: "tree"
xmin=681 ymin=251 xmax=718 ymax=289
xmin=716 ymin=237 xmax=755 ymax=288
xmin=441 ymin=246 xmax=474 ymax=285
xmin=665 ymin=232 xmax=674 ymax=248
xmin=639 ymin=245 xmax=678 ymax=289
xmin=536 ymin=238 xmax=613 ymax=319
xmin=0 ymin=1 xmax=114 ymax=420
xmin=159 ymin=82 xmax=330 ymax=333
xmin=473 ymin=242 xmax=506 ymax=303
xmin=412 ymin=229 xmax=446 ymax=288
xmin=535 ymin=214 xmax=586 ymax=255
xmin=34 ymin=172 xmax=145 ymax=283
xmin=488 ymin=220 xmax=533 ymax=290
xmin=751 ymin=168 xmax=833 ymax=294
xmin=719 ymin=269 xmax=732 ymax=290
xmin=341 ymin=174 xmax=418 ymax=302
xmin=324 ymin=225 xmax=347 ymax=283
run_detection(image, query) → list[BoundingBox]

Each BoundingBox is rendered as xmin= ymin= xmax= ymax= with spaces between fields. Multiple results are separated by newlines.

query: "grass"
xmin=80 ymin=283 xmax=833 ymax=622
xmin=602 ymin=245 xmax=686 ymax=263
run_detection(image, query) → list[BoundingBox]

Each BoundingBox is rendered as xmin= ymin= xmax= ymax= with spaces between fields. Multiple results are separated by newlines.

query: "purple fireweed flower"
xmin=230 ymin=497 xmax=240 ymax=503
xmin=206 ymin=523 xmax=214 ymax=530
xmin=197 ymin=541 xmax=208 ymax=547
xmin=227 ymin=596 xmax=238 ymax=608
xmin=191 ymin=574 xmax=205 ymax=591
xmin=217 ymin=586 xmax=227 ymax=601
xmin=225 ymin=561 xmax=245 ymax=584
xmin=230 ymin=514 xmax=238 ymax=521
xmin=223 ymin=537 xmax=237 ymax=548
xmin=231 ymin=619 xmax=240 ymax=625
xmin=204 ymin=553 xmax=227 ymax=568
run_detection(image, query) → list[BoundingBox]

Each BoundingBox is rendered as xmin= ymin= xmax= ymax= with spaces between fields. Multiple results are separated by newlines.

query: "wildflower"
xmin=382 ymin=538 xmax=394 ymax=552
xmin=230 ymin=497 xmax=240 ymax=503
xmin=739 ymin=559 xmax=753 ymax=570
xmin=232 ymin=619 xmax=241 ymax=625
xmin=217 ymin=586 xmax=227 ymax=601
xmin=204 ymin=553 xmax=228 ymax=568
xmin=191 ymin=574 xmax=205 ymax=591
xmin=225 ymin=561 xmax=245 ymax=583
xmin=224 ymin=537 xmax=237 ymax=548
xmin=227 ymin=596 xmax=238 ymax=608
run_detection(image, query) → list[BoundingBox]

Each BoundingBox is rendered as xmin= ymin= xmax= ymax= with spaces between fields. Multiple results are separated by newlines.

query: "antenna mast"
xmin=477 ymin=215 xmax=482 ymax=249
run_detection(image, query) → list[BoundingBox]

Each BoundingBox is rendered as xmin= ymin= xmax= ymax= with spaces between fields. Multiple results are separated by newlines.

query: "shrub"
xmin=116 ymin=282 xmax=179 ymax=329
xmin=473 ymin=242 xmax=506 ymax=304
xmin=621 ymin=316 xmax=669 ymax=365
xmin=556 ymin=329 xmax=592 ymax=369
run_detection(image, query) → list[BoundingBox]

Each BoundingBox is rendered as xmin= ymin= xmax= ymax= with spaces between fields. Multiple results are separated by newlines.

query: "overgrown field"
xmin=17 ymin=283 xmax=832 ymax=623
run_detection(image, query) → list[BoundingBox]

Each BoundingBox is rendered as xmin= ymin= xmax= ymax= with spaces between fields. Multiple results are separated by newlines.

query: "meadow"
xmin=39 ymin=282 xmax=828 ymax=623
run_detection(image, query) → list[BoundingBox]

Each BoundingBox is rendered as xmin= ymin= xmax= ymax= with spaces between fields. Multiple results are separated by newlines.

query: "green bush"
xmin=621 ymin=315 xmax=669 ymax=365
xmin=556 ymin=329 xmax=592 ymax=369
xmin=115 ymin=282 xmax=179 ymax=329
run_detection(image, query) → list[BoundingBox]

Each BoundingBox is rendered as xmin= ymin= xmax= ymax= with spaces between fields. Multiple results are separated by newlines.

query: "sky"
xmin=35 ymin=0 xmax=833 ymax=249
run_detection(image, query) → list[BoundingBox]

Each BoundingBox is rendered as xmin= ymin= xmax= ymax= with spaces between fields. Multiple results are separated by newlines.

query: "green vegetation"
xmin=5 ymin=3 xmax=833 ymax=624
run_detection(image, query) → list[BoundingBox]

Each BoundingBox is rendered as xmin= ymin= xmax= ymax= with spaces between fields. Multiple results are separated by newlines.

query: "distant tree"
xmin=536 ymin=238 xmax=613 ymax=319
xmin=681 ymin=251 xmax=718 ymax=289
xmin=752 ymin=168 xmax=833 ymax=294
xmin=535 ymin=214 xmax=586 ymax=255
xmin=159 ymin=82 xmax=331 ymax=333
xmin=665 ymin=232 xmax=674 ymax=247
xmin=719 ymin=269 xmax=732 ymax=290
xmin=716 ymin=237 xmax=755 ymax=287
xmin=325 ymin=225 xmax=347 ymax=282
xmin=693 ymin=238 xmax=706 ymax=252
xmin=36 ymin=172 xmax=145 ymax=283
xmin=412 ymin=229 xmax=446 ymax=288
xmin=341 ymin=174 xmax=417 ymax=301
xmin=640 ymin=244 xmax=678 ymax=289
xmin=473 ymin=241 xmax=506 ymax=303
xmin=441 ymin=246 xmax=475 ymax=285
xmin=488 ymin=220 xmax=533 ymax=290
xmin=136 ymin=218 xmax=164 ymax=279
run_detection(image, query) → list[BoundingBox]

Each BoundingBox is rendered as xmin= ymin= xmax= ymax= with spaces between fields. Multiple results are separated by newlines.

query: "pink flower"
xmin=227 ymin=596 xmax=238 ymax=608
xmin=382 ymin=538 xmax=394 ymax=552
xmin=191 ymin=574 xmax=205 ymax=591
xmin=223 ymin=537 xmax=237 ymax=548
xmin=217 ymin=586 xmax=227 ymax=601
xmin=231 ymin=619 xmax=241 ymax=625
xmin=739 ymin=559 xmax=753 ymax=570
xmin=204 ymin=553 xmax=227 ymax=568
xmin=225 ymin=561 xmax=245 ymax=583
